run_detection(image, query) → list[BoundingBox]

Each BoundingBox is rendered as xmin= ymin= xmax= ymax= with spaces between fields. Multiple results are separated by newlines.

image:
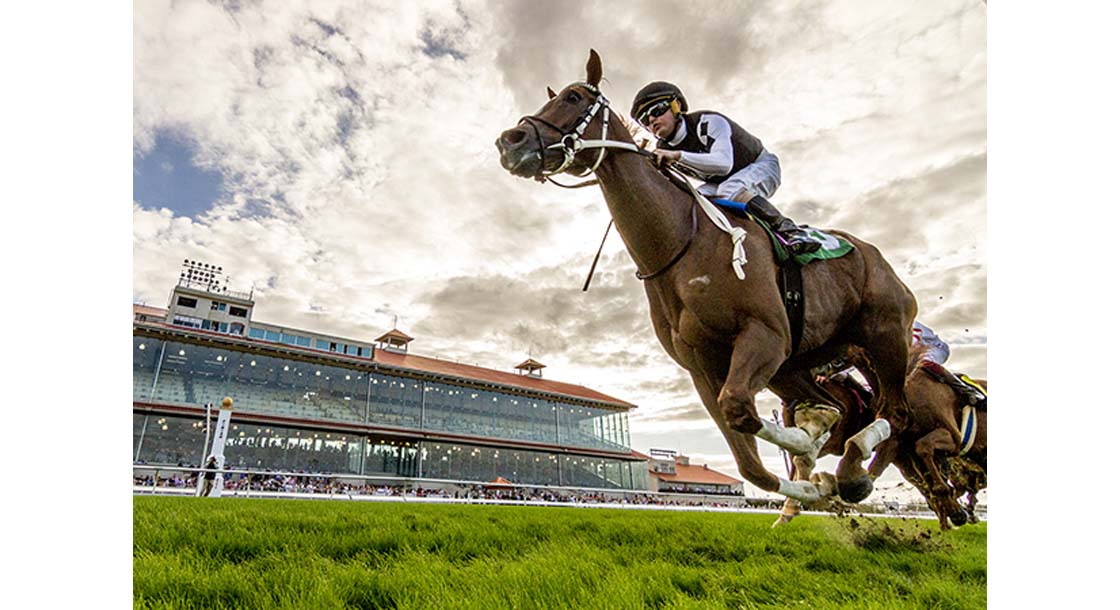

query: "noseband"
xmin=516 ymin=84 xmax=615 ymax=187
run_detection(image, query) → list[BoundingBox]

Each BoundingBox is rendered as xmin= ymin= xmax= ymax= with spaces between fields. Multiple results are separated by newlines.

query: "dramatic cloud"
xmin=134 ymin=0 xmax=986 ymax=499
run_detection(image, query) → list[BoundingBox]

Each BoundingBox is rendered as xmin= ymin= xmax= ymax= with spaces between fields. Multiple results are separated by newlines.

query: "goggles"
xmin=638 ymin=99 xmax=674 ymax=126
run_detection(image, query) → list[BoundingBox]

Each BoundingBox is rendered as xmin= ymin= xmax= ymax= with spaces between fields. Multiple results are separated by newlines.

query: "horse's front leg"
xmin=914 ymin=428 xmax=969 ymax=529
xmin=719 ymin=322 xmax=807 ymax=449
xmin=715 ymin=322 xmax=830 ymax=503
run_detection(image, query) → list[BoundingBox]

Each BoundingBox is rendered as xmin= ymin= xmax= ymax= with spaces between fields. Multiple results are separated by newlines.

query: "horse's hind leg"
xmin=771 ymin=405 xmax=840 ymax=527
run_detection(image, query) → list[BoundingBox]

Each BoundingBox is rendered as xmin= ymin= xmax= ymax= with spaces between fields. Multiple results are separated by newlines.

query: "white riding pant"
xmin=698 ymin=149 xmax=782 ymax=200
xmin=918 ymin=338 xmax=950 ymax=365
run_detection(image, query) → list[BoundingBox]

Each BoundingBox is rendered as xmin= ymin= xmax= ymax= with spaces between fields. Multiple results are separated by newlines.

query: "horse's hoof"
xmin=838 ymin=475 xmax=874 ymax=503
xmin=950 ymin=508 xmax=969 ymax=527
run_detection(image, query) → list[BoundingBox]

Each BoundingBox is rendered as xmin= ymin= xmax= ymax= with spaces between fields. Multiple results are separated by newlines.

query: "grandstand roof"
xmin=374 ymin=349 xmax=633 ymax=409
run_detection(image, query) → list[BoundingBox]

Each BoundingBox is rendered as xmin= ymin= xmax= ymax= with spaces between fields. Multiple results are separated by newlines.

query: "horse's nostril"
xmin=501 ymin=128 xmax=527 ymax=148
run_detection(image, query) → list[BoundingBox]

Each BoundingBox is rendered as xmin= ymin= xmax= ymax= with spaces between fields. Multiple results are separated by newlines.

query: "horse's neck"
xmin=594 ymin=122 xmax=693 ymax=276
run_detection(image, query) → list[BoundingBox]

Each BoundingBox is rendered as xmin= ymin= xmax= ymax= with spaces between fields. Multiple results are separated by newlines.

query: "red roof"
xmin=374 ymin=349 xmax=634 ymax=409
xmin=651 ymin=462 xmax=741 ymax=485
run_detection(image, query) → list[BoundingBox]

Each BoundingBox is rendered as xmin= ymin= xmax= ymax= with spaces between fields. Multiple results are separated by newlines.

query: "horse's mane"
xmin=907 ymin=342 xmax=931 ymax=374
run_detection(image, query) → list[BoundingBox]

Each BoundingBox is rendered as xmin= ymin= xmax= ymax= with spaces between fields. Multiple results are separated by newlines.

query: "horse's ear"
xmin=547 ymin=86 xmax=557 ymax=99
xmin=586 ymin=49 xmax=602 ymax=88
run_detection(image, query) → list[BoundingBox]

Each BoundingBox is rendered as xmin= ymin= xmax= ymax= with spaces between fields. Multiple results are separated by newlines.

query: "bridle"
xmin=516 ymin=83 xmax=703 ymax=285
xmin=517 ymin=83 xmax=650 ymax=188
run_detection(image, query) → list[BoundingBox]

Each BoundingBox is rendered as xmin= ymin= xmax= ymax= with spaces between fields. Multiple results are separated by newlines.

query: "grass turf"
xmin=134 ymin=496 xmax=985 ymax=609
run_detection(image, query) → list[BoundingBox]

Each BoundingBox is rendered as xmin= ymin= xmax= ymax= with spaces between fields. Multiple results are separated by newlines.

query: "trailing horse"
xmin=495 ymin=50 xmax=917 ymax=504
xmin=773 ymin=345 xmax=987 ymax=530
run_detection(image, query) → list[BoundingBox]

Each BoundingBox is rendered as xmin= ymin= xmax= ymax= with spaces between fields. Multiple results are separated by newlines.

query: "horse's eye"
xmin=566 ymin=91 xmax=581 ymax=104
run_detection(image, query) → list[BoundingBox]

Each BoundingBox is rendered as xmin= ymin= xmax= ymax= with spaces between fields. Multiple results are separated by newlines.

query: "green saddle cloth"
xmin=711 ymin=198 xmax=854 ymax=265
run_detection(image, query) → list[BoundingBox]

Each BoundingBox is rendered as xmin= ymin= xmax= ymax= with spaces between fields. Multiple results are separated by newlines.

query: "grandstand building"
xmin=642 ymin=449 xmax=744 ymax=495
xmin=133 ymin=264 xmax=647 ymax=490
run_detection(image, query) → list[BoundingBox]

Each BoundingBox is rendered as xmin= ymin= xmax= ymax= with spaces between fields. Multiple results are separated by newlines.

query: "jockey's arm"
xmin=676 ymin=114 xmax=735 ymax=176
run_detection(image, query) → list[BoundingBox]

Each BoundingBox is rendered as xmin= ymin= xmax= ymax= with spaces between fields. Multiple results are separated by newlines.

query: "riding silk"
xmin=659 ymin=111 xmax=765 ymax=184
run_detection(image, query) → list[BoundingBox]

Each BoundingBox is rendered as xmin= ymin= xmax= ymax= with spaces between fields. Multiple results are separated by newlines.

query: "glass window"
xmin=171 ymin=315 xmax=203 ymax=329
xmin=265 ymin=330 xmax=281 ymax=342
xmin=133 ymin=336 xmax=163 ymax=401
xmin=229 ymin=306 xmax=248 ymax=318
xmin=176 ymin=296 xmax=198 ymax=308
xmin=368 ymin=373 xmax=422 ymax=429
xmin=248 ymin=327 xmax=266 ymax=340
xmin=296 ymin=336 xmax=311 ymax=348
xmin=345 ymin=345 xmax=358 ymax=356
xmin=315 ymin=339 xmax=330 ymax=351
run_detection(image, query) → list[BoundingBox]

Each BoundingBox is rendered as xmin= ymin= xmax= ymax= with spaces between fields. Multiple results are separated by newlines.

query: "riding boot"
xmin=920 ymin=361 xmax=986 ymax=408
xmin=733 ymin=192 xmax=821 ymax=255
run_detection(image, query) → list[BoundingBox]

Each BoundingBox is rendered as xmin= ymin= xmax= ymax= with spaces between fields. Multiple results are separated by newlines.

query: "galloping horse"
xmin=892 ymin=352 xmax=987 ymax=529
xmin=495 ymin=50 xmax=917 ymax=504
xmin=774 ymin=345 xmax=987 ymax=530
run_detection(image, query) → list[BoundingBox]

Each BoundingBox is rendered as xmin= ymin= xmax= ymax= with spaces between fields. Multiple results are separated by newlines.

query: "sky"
xmin=6 ymin=1 xmax=1119 ymax=606
xmin=132 ymin=0 xmax=987 ymax=501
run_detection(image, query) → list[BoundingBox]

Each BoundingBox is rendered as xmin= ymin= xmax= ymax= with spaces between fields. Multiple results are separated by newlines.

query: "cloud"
xmin=134 ymin=0 xmax=986 ymax=496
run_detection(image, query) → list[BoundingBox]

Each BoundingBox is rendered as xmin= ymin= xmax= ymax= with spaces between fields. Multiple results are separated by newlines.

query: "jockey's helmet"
xmin=631 ymin=82 xmax=688 ymax=126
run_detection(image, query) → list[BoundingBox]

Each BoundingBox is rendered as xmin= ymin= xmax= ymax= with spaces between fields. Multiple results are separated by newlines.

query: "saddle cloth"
xmin=712 ymin=198 xmax=854 ymax=265
xmin=957 ymin=375 xmax=985 ymax=455
xmin=959 ymin=374 xmax=987 ymax=399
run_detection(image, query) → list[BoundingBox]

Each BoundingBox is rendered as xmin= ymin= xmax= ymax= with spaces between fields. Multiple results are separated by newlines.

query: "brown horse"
xmin=774 ymin=345 xmax=987 ymax=530
xmin=891 ymin=357 xmax=987 ymax=529
xmin=495 ymin=50 xmax=917 ymax=504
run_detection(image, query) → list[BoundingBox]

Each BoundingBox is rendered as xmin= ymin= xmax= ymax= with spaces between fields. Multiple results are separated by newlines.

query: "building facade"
xmin=133 ymin=272 xmax=647 ymax=490
xmin=642 ymin=449 xmax=744 ymax=495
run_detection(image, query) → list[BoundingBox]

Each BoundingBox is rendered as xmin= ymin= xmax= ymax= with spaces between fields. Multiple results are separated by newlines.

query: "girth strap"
xmin=780 ymin=258 xmax=805 ymax=355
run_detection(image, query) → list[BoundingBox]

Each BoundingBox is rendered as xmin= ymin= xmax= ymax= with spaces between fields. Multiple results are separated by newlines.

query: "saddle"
xmin=710 ymin=198 xmax=854 ymax=266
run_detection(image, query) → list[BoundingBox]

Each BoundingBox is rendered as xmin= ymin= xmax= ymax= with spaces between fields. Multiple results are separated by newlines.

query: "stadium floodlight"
xmin=179 ymin=259 xmax=228 ymax=293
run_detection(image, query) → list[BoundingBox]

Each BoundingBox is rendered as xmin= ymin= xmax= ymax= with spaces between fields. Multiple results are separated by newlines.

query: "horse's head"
xmin=495 ymin=49 xmax=613 ymax=179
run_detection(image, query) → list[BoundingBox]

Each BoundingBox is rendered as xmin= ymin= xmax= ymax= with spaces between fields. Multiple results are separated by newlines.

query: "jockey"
xmin=912 ymin=321 xmax=986 ymax=408
xmin=630 ymin=81 xmax=819 ymax=254
xmin=814 ymin=321 xmax=986 ymax=408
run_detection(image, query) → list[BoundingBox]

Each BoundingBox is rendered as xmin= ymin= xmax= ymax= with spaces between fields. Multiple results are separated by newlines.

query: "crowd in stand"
xmin=132 ymin=470 xmax=782 ymax=510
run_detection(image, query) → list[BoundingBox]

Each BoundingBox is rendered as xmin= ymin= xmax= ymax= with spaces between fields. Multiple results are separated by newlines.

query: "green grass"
xmin=134 ymin=496 xmax=986 ymax=609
